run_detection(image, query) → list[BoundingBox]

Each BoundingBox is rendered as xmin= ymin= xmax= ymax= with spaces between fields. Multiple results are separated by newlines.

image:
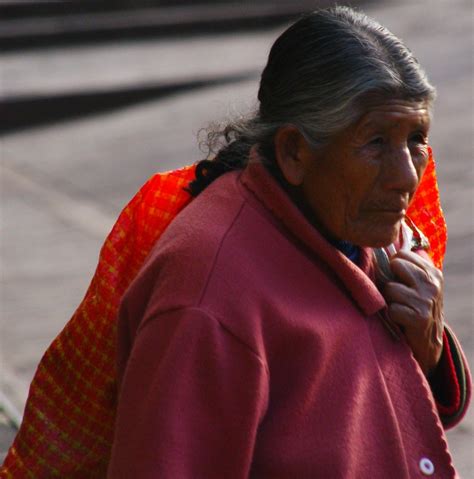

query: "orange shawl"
xmin=0 ymin=152 xmax=446 ymax=478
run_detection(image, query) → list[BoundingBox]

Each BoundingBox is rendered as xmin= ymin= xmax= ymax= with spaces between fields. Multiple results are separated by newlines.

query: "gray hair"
xmin=189 ymin=6 xmax=436 ymax=196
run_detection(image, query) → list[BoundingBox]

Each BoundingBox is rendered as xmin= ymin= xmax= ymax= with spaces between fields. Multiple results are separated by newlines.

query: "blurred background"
xmin=1 ymin=0 xmax=472 ymax=473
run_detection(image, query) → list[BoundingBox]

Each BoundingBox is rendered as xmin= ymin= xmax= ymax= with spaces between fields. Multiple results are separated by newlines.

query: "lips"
xmin=376 ymin=210 xmax=405 ymax=220
xmin=376 ymin=208 xmax=406 ymax=215
xmin=363 ymin=204 xmax=407 ymax=220
xmin=364 ymin=200 xmax=408 ymax=216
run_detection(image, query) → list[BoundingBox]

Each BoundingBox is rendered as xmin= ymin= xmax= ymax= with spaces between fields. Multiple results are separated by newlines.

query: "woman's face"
xmin=300 ymin=100 xmax=431 ymax=247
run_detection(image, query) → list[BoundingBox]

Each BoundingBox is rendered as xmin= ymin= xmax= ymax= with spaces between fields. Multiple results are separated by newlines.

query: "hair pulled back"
xmin=188 ymin=6 xmax=436 ymax=196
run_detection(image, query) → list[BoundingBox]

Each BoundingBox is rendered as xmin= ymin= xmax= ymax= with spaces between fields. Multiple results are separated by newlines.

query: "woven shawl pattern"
xmin=406 ymin=148 xmax=447 ymax=269
xmin=0 ymin=152 xmax=446 ymax=477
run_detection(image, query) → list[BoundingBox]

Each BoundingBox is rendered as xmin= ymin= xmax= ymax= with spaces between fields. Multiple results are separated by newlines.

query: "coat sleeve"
xmin=107 ymin=307 xmax=269 ymax=479
xmin=429 ymin=324 xmax=471 ymax=429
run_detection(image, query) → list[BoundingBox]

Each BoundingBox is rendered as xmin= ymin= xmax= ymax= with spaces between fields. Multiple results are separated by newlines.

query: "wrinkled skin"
xmin=385 ymin=250 xmax=444 ymax=375
xmin=274 ymin=100 xmax=444 ymax=374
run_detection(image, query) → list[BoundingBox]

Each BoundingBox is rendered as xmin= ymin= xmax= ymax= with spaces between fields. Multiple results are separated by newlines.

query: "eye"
xmin=409 ymin=132 xmax=428 ymax=144
xmin=367 ymin=136 xmax=384 ymax=146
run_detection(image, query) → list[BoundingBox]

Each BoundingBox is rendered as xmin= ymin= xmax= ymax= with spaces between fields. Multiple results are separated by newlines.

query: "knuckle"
xmin=427 ymin=265 xmax=443 ymax=285
xmin=424 ymin=282 xmax=438 ymax=297
xmin=419 ymin=268 xmax=431 ymax=284
xmin=419 ymin=298 xmax=434 ymax=320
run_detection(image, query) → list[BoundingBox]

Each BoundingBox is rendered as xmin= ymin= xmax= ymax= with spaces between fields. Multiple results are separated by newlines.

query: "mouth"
xmin=365 ymin=208 xmax=406 ymax=221
xmin=377 ymin=208 xmax=405 ymax=215
xmin=365 ymin=199 xmax=408 ymax=216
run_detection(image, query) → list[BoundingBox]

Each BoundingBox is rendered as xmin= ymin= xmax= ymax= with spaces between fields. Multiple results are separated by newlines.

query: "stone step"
xmin=0 ymin=1 xmax=339 ymax=49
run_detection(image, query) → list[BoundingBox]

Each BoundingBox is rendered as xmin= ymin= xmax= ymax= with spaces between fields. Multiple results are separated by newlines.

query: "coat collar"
xmin=239 ymin=149 xmax=386 ymax=317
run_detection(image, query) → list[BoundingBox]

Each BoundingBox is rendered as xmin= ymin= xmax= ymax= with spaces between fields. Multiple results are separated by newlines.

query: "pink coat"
xmin=108 ymin=161 xmax=470 ymax=478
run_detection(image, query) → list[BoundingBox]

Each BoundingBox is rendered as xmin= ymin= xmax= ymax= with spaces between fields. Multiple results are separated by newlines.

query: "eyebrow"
xmin=358 ymin=115 xmax=430 ymax=133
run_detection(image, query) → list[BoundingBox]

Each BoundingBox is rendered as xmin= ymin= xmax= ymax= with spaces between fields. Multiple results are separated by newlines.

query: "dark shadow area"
xmin=1 ymin=19 xmax=288 ymax=52
xmin=0 ymin=71 xmax=257 ymax=135
xmin=0 ymin=0 xmax=314 ymax=18
xmin=0 ymin=1 xmax=375 ymax=51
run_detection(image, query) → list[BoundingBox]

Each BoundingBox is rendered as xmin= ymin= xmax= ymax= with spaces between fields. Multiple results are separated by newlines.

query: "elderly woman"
xmin=105 ymin=6 xmax=471 ymax=479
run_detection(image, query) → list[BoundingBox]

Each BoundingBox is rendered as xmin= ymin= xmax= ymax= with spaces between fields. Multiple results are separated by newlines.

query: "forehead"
xmin=356 ymin=100 xmax=431 ymax=131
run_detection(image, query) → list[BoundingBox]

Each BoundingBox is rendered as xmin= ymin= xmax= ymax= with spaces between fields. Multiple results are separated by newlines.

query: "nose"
xmin=383 ymin=144 xmax=419 ymax=195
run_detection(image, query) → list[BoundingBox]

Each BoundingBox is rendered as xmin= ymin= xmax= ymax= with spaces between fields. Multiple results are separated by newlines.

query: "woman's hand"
xmin=383 ymin=250 xmax=444 ymax=376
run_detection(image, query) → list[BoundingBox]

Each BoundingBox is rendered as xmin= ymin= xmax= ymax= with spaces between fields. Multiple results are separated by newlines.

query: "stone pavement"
xmin=1 ymin=0 xmax=473 ymax=474
xmin=0 ymin=410 xmax=15 ymax=464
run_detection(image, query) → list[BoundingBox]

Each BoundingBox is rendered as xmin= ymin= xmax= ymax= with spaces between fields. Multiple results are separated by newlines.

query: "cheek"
xmin=301 ymin=147 xmax=382 ymax=241
xmin=413 ymin=147 xmax=430 ymax=178
xmin=339 ymin=161 xmax=379 ymax=218
xmin=319 ymin=166 xmax=350 ymax=209
xmin=304 ymin=162 xmax=365 ymax=237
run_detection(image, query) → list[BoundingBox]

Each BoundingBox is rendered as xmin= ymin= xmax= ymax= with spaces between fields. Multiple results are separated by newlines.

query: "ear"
xmin=274 ymin=126 xmax=314 ymax=186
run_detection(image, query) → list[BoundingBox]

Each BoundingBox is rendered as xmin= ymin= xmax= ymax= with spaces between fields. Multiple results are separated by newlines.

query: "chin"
xmin=350 ymin=224 xmax=400 ymax=248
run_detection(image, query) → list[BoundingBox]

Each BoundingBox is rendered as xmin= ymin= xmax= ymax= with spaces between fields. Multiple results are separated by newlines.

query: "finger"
xmin=383 ymin=282 xmax=415 ymax=303
xmin=394 ymin=250 xmax=444 ymax=290
xmin=389 ymin=257 xmax=430 ymax=289
xmin=387 ymin=303 xmax=424 ymax=329
xmin=383 ymin=282 xmax=430 ymax=315
xmin=394 ymin=249 xmax=433 ymax=270
xmin=384 ymin=283 xmax=435 ymax=323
